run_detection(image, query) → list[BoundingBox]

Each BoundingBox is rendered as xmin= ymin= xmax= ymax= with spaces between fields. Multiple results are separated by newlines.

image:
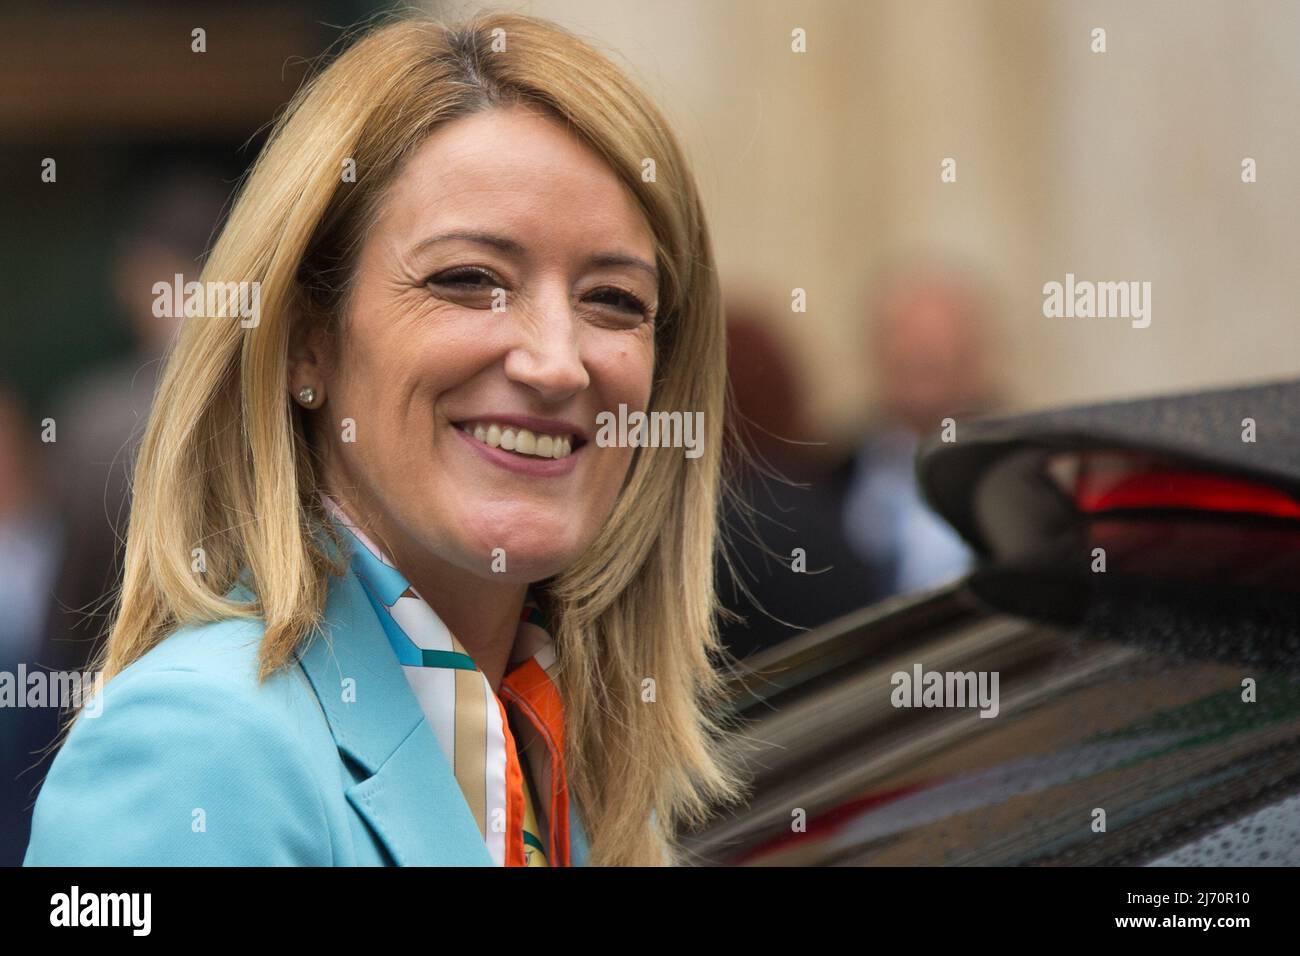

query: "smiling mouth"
xmin=453 ymin=421 xmax=587 ymax=460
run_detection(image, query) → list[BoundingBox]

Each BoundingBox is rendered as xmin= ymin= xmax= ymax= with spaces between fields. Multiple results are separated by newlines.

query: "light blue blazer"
xmin=23 ymin=562 xmax=591 ymax=866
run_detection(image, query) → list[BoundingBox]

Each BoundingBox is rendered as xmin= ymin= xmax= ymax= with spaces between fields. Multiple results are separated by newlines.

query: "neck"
xmin=407 ymin=562 xmax=526 ymax=694
xmin=322 ymin=489 xmax=526 ymax=693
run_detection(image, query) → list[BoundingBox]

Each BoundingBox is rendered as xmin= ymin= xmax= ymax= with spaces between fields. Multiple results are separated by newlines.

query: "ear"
xmin=288 ymin=316 xmax=334 ymax=405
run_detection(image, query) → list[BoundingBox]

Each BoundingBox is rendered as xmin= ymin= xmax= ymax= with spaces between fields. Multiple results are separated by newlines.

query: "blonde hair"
xmin=80 ymin=11 xmax=748 ymax=866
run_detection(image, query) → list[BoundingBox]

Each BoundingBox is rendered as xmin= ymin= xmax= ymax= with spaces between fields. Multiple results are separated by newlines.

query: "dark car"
xmin=687 ymin=378 xmax=1300 ymax=865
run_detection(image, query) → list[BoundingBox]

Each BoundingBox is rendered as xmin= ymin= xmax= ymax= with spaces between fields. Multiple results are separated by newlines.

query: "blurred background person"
xmin=832 ymin=259 xmax=1002 ymax=600
xmin=37 ymin=169 xmax=229 ymax=675
xmin=0 ymin=386 xmax=62 ymax=865
xmin=717 ymin=304 xmax=875 ymax=661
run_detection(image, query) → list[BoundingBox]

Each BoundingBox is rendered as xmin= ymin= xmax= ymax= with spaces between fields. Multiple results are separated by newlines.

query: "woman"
xmin=24 ymin=12 xmax=745 ymax=867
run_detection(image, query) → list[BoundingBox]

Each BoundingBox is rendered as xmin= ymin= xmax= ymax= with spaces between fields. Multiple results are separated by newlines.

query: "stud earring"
xmin=296 ymin=386 xmax=318 ymax=407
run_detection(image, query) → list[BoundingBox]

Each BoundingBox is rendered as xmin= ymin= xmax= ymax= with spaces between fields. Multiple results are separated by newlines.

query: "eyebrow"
xmin=410 ymin=230 xmax=659 ymax=282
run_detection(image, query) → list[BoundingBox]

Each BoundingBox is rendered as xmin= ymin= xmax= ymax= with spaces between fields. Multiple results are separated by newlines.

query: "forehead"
xmin=376 ymin=105 xmax=656 ymax=255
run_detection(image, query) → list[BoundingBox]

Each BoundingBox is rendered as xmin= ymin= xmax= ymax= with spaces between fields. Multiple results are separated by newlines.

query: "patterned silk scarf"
xmin=320 ymin=493 xmax=571 ymax=867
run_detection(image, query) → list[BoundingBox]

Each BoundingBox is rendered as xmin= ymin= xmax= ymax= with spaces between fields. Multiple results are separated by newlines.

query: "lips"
xmin=454 ymin=420 xmax=583 ymax=460
xmin=450 ymin=416 xmax=587 ymax=476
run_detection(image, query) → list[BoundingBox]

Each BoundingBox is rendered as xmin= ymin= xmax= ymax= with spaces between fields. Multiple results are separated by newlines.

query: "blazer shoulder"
xmin=117 ymin=611 xmax=266 ymax=683
xmin=24 ymin=615 xmax=335 ymax=866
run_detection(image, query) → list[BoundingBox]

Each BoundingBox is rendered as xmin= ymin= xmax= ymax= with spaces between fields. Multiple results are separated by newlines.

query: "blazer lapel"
xmin=294 ymin=565 xmax=494 ymax=866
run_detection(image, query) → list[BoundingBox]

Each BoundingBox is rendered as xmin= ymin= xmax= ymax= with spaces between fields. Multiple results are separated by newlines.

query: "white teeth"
xmin=459 ymin=422 xmax=578 ymax=459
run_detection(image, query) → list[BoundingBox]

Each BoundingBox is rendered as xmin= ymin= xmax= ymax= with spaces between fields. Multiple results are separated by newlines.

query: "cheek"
xmin=591 ymin=333 xmax=656 ymax=407
xmin=583 ymin=336 xmax=656 ymax=493
xmin=324 ymin=339 xmax=441 ymax=490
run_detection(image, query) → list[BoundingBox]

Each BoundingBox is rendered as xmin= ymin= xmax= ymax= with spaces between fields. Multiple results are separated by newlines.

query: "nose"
xmin=503 ymin=290 xmax=590 ymax=400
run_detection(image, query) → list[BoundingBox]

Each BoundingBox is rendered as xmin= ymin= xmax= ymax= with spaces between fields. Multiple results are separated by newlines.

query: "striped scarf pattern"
xmin=320 ymin=493 xmax=571 ymax=866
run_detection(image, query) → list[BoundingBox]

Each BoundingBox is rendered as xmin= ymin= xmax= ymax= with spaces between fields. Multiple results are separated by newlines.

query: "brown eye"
xmin=588 ymin=287 xmax=651 ymax=317
xmin=427 ymin=267 xmax=499 ymax=291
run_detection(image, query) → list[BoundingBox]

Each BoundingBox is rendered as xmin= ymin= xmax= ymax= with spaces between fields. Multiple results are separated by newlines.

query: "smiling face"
xmin=295 ymin=104 xmax=658 ymax=585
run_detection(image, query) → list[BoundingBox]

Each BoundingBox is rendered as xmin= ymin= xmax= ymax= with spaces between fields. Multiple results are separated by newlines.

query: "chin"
xmin=476 ymin=547 xmax=579 ymax=584
xmin=457 ymin=515 xmax=589 ymax=579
